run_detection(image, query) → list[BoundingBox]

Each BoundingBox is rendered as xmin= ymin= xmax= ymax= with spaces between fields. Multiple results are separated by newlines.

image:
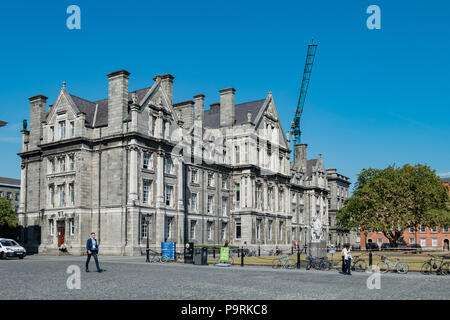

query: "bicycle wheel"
xmin=314 ymin=261 xmax=322 ymax=270
xmin=272 ymin=258 xmax=281 ymax=269
xmin=285 ymin=260 xmax=294 ymax=269
xmin=353 ymin=259 xmax=367 ymax=272
xmin=306 ymin=260 xmax=312 ymax=270
xmin=441 ymin=262 xmax=450 ymax=275
xmin=377 ymin=261 xmax=389 ymax=273
xmin=396 ymin=262 xmax=409 ymax=274
xmin=319 ymin=261 xmax=329 ymax=271
xmin=420 ymin=262 xmax=432 ymax=275
xmin=151 ymin=255 xmax=161 ymax=263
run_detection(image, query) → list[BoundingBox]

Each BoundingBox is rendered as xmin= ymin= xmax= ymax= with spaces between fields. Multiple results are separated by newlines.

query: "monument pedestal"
xmin=309 ymin=241 xmax=327 ymax=259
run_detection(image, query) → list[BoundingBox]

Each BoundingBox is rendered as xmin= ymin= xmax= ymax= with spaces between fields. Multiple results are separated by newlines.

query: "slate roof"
xmin=54 ymin=87 xmax=153 ymax=128
xmin=52 ymin=86 xmax=265 ymax=129
xmin=0 ymin=177 xmax=20 ymax=187
xmin=442 ymin=177 xmax=450 ymax=184
xmin=203 ymin=99 xmax=266 ymax=128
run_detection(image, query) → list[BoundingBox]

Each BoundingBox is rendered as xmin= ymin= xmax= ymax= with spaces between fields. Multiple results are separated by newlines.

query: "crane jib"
xmin=290 ymin=41 xmax=317 ymax=158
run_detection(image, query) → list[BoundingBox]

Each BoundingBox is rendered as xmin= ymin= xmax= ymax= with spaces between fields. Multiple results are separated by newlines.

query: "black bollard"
xmin=258 ymin=246 xmax=261 ymax=257
xmin=297 ymin=247 xmax=300 ymax=269
xmin=291 ymin=246 xmax=293 ymax=255
xmin=241 ymin=247 xmax=244 ymax=267
xmin=369 ymin=250 xmax=373 ymax=268
xmin=213 ymin=248 xmax=216 ymax=259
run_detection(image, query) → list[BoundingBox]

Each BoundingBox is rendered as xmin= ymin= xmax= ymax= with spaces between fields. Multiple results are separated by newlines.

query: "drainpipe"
xmin=98 ymin=128 xmax=102 ymax=245
xmin=183 ymin=162 xmax=188 ymax=245
xmin=202 ymin=169 xmax=204 ymax=244
xmin=124 ymin=137 xmax=129 ymax=253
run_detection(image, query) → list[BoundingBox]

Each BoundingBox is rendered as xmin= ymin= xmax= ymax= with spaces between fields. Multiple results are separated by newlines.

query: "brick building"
xmin=18 ymin=70 xmax=350 ymax=255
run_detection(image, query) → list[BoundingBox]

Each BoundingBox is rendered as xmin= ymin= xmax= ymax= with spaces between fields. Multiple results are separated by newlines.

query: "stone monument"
xmin=309 ymin=216 xmax=327 ymax=258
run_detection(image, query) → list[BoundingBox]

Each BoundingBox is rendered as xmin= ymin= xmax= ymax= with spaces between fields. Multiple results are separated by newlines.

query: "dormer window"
xmin=59 ymin=121 xmax=66 ymax=139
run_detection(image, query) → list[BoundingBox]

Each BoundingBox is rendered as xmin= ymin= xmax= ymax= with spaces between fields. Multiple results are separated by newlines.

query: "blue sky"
xmin=0 ymin=0 xmax=449 ymax=186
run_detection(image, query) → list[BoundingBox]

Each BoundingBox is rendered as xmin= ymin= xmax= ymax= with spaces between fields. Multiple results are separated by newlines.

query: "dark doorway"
xmin=444 ymin=239 xmax=449 ymax=251
xmin=57 ymin=221 xmax=65 ymax=247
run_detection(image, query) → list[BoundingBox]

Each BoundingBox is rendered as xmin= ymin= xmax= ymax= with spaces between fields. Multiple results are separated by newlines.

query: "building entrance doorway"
xmin=444 ymin=239 xmax=449 ymax=251
xmin=57 ymin=220 xmax=65 ymax=247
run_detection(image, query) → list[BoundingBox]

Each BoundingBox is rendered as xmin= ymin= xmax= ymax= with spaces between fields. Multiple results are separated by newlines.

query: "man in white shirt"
xmin=343 ymin=244 xmax=352 ymax=275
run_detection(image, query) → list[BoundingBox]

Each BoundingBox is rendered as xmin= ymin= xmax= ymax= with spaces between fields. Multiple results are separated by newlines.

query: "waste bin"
xmin=184 ymin=242 xmax=194 ymax=264
xmin=194 ymin=247 xmax=208 ymax=265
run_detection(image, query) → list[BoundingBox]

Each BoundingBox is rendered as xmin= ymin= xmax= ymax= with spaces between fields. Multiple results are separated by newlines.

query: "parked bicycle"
xmin=421 ymin=254 xmax=450 ymax=275
xmin=305 ymin=256 xmax=323 ymax=270
xmin=377 ymin=254 xmax=409 ymax=274
xmin=214 ymin=255 xmax=234 ymax=265
xmin=350 ymin=255 xmax=367 ymax=272
xmin=272 ymin=255 xmax=294 ymax=269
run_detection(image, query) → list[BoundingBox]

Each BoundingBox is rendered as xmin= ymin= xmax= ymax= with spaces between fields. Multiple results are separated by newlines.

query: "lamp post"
xmin=145 ymin=215 xmax=150 ymax=263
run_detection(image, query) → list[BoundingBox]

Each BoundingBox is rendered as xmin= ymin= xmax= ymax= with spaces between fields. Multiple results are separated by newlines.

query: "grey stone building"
xmin=326 ymin=169 xmax=358 ymax=247
xmin=0 ymin=177 xmax=20 ymax=211
xmin=18 ymin=70 xmax=349 ymax=255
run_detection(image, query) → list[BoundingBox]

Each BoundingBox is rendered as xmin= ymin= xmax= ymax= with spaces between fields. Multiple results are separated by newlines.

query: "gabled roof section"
xmin=58 ymin=86 xmax=154 ymax=128
xmin=306 ymin=159 xmax=318 ymax=180
xmin=45 ymin=87 xmax=80 ymax=123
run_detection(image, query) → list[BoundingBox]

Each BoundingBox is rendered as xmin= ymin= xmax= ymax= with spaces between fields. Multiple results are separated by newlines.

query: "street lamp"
xmin=145 ymin=215 xmax=151 ymax=263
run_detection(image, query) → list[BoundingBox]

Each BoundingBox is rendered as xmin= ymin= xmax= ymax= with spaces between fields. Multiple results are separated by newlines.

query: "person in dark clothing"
xmin=86 ymin=232 xmax=103 ymax=272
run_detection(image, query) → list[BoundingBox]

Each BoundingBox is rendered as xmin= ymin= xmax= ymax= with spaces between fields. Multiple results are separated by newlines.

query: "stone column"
xmin=155 ymin=150 xmax=165 ymax=245
xmin=128 ymin=144 xmax=138 ymax=205
xmin=156 ymin=112 xmax=163 ymax=139
xmin=130 ymin=103 xmax=139 ymax=132
xmin=19 ymin=162 xmax=26 ymax=212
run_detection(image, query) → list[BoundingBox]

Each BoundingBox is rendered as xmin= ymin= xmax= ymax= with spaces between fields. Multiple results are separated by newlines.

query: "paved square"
xmin=1 ymin=255 xmax=449 ymax=300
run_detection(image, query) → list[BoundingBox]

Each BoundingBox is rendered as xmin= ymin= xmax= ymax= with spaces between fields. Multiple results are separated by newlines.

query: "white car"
xmin=0 ymin=238 xmax=26 ymax=259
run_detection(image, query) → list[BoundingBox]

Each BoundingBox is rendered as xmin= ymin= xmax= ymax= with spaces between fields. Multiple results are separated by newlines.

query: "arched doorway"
xmin=443 ymin=239 xmax=449 ymax=251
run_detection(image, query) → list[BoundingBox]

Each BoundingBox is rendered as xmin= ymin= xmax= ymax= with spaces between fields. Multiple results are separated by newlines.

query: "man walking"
xmin=343 ymin=244 xmax=352 ymax=275
xmin=86 ymin=232 xmax=103 ymax=272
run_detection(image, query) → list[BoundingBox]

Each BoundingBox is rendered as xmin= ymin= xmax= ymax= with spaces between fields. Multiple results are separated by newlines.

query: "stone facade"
xmin=326 ymin=169 xmax=358 ymax=247
xmin=18 ymin=70 xmax=349 ymax=255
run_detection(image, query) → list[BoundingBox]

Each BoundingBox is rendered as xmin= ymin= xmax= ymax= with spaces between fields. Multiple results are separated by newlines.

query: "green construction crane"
xmin=290 ymin=40 xmax=318 ymax=161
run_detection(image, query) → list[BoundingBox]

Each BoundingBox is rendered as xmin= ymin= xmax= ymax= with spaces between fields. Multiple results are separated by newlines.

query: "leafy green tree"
xmin=0 ymin=197 xmax=19 ymax=239
xmin=337 ymin=164 xmax=450 ymax=247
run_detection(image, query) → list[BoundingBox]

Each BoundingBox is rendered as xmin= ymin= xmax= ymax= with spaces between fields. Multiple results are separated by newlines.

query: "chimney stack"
xmin=107 ymin=69 xmax=130 ymax=135
xmin=194 ymin=94 xmax=205 ymax=123
xmin=219 ymin=87 xmax=235 ymax=127
xmin=153 ymin=74 xmax=174 ymax=106
xmin=294 ymin=143 xmax=307 ymax=171
xmin=28 ymin=95 xmax=47 ymax=150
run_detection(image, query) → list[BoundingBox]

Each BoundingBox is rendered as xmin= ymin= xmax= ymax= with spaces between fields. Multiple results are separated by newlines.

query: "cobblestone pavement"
xmin=1 ymin=255 xmax=449 ymax=300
